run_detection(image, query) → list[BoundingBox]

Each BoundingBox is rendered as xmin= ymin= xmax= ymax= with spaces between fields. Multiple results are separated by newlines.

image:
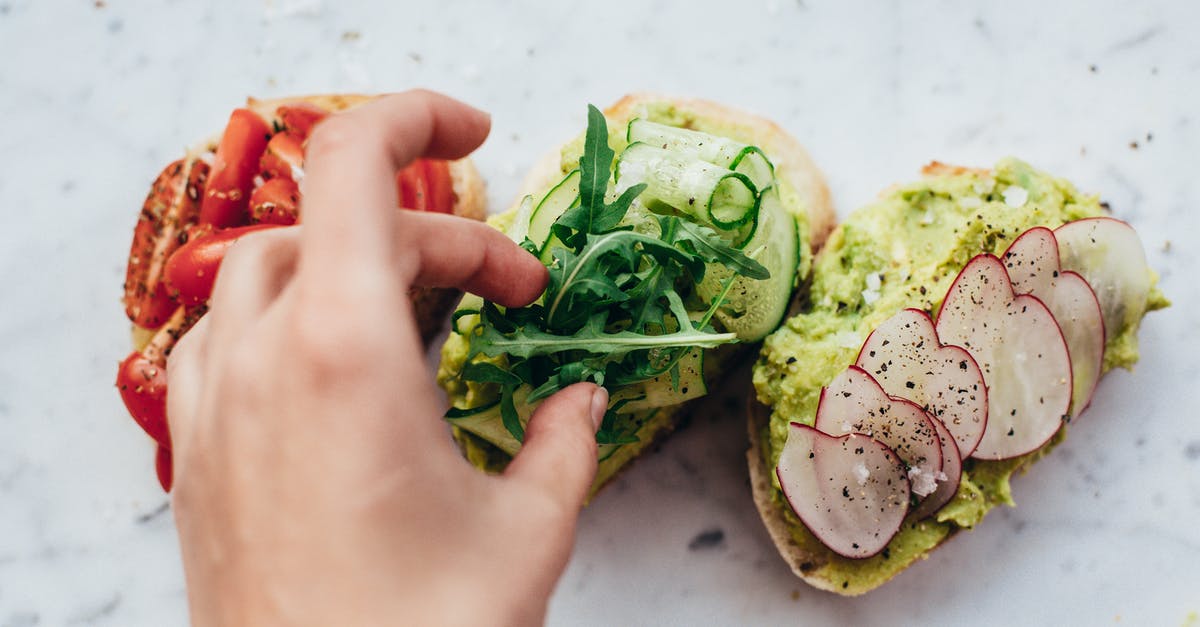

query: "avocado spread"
xmin=753 ymin=158 xmax=1167 ymax=591
xmin=437 ymin=101 xmax=812 ymax=491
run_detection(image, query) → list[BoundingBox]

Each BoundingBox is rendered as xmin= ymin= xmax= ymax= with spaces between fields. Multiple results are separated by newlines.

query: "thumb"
xmin=503 ymin=383 xmax=607 ymax=514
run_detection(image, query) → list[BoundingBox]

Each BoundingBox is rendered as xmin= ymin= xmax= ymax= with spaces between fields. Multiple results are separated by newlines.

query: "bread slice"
xmin=128 ymin=93 xmax=485 ymax=349
xmin=442 ymin=94 xmax=835 ymax=494
xmin=747 ymin=158 xmax=1162 ymax=595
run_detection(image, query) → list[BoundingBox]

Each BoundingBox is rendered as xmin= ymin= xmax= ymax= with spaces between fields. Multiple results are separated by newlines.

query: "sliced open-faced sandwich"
xmin=437 ymin=94 xmax=834 ymax=491
xmin=749 ymin=159 xmax=1168 ymax=594
xmin=117 ymin=94 xmax=486 ymax=491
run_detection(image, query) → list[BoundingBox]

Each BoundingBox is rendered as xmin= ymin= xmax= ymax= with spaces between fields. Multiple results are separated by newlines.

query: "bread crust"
xmin=747 ymin=397 xmax=847 ymax=593
xmin=129 ymin=93 xmax=485 ymax=348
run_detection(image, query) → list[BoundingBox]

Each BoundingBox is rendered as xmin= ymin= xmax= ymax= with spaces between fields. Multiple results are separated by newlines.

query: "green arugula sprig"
xmin=460 ymin=104 xmax=769 ymax=444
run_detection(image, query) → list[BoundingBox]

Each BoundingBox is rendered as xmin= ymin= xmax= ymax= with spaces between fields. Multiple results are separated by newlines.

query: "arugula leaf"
xmin=674 ymin=218 xmax=770 ymax=280
xmin=473 ymin=319 xmax=737 ymax=360
xmin=578 ymin=104 xmax=612 ymax=226
xmin=460 ymin=361 xmax=521 ymax=386
xmin=499 ymin=386 xmax=524 ymax=441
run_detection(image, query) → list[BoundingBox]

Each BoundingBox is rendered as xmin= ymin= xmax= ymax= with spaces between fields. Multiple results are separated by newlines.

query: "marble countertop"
xmin=1 ymin=0 xmax=1197 ymax=624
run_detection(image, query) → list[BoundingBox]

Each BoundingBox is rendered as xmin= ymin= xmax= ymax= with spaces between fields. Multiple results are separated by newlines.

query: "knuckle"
xmin=287 ymin=301 xmax=373 ymax=378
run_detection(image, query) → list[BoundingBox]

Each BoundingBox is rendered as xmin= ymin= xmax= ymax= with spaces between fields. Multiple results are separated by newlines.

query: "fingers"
xmin=397 ymin=212 xmax=548 ymax=307
xmin=504 ymin=383 xmax=607 ymax=515
xmin=204 ymin=228 xmax=301 ymax=355
xmin=298 ymin=91 xmax=491 ymax=294
xmin=165 ymin=315 xmax=210 ymax=461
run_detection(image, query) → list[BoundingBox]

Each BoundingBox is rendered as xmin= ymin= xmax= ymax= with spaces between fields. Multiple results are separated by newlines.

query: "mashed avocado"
xmin=753 ymin=158 xmax=1167 ymax=591
xmin=438 ymin=101 xmax=813 ymax=491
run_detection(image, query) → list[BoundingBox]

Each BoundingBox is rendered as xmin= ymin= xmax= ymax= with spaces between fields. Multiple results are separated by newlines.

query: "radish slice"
xmin=935 ymin=255 xmax=1072 ymax=460
xmin=1055 ymin=217 xmax=1152 ymax=344
xmin=856 ymin=308 xmax=988 ymax=457
xmin=909 ymin=415 xmax=962 ymax=521
xmin=1003 ymin=227 xmax=1105 ymax=419
xmin=813 ymin=366 xmax=943 ymax=498
xmin=776 ymin=423 xmax=910 ymax=559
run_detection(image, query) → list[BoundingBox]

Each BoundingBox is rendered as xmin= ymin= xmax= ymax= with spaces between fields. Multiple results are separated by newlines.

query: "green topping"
xmin=454 ymin=105 xmax=769 ymax=444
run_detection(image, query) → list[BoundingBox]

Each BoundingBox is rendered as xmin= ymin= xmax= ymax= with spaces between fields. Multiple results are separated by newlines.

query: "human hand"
xmin=166 ymin=91 xmax=607 ymax=626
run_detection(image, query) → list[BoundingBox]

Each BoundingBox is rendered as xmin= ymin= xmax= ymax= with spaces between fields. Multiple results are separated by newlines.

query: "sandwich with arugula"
xmin=437 ymin=95 xmax=834 ymax=491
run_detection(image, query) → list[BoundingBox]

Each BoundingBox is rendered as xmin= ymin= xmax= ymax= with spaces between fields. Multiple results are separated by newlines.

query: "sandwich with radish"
xmin=750 ymin=160 xmax=1167 ymax=594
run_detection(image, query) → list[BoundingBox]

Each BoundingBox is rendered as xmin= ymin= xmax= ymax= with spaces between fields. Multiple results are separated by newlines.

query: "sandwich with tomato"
xmin=117 ymin=94 xmax=486 ymax=490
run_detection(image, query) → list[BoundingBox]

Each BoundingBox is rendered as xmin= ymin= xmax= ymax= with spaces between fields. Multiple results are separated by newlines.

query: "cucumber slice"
xmin=448 ymin=387 xmax=534 ymax=457
xmin=627 ymin=119 xmax=775 ymax=191
xmin=615 ymin=142 xmax=757 ymax=230
xmin=696 ymin=186 xmax=798 ymax=341
xmin=507 ymin=194 xmax=535 ymax=243
xmin=729 ymin=146 xmax=775 ymax=191
xmin=528 ymin=169 xmax=581 ymax=261
xmin=609 ymin=348 xmax=706 ymax=413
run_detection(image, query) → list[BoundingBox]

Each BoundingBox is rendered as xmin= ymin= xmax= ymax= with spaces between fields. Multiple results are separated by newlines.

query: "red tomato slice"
xmin=155 ymin=445 xmax=173 ymax=492
xmin=395 ymin=159 xmax=454 ymax=214
xmin=163 ymin=224 xmax=283 ymax=307
xmin=396 ymin=160 xmax=429 ymax=211
xmin=422 ymin=159 xmax=454 ymax=214
xmin=199 ymin=109 xmax=271 ymax=228
xmin=250 ymin=178 xmax=300 ymax=225
xmin=260 ymin=132 xmax=305 ymax=181
xmin=277 ymin=102 xmax=329 ymax=140
xmin=116 ymin=352 xmax=170 ymax=448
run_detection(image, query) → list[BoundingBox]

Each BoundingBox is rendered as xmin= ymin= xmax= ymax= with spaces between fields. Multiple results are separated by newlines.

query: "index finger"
xmin=297 ymin=90 xmax=491 ymax=290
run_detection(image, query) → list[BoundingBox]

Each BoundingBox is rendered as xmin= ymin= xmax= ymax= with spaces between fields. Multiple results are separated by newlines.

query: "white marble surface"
xmin=1 ymin=0 xmax=1197 ymax=624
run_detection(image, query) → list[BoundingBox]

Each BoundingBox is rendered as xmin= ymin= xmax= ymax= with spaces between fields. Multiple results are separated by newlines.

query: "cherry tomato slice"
xmin=421 ymin=159 xmax=454 ymax=214
xmin=396 ymin=160 xmax=429 ymax=211
xmin=260 ymin=132 xmax=305 ymax=181
xmin=276 ymin=102 xmax=328 ymax=140
xmin=250 ymin=178 xmax=300 ymax=225
xmin=396 ymin=159 xmax=454 ymax=214
xmin=163 ymin=224 xmax=282 ymax=307
xmin=199 ymin=109 xmax=271 ymax=228
xmin=155 ymin=445 xmax=173 ymax=492
xmin=116 ymin=351 xmax=170 ymax=448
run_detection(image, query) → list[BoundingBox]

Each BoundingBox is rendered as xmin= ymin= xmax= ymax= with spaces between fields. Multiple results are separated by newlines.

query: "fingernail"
xmin=589 ymin=387 xmax=609 ymax=431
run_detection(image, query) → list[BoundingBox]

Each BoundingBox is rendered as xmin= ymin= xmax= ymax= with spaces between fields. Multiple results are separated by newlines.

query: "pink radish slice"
xmin=1003 ymin=227 xmax=1105 ymax=419
xmin=1055 ymin=217 xmax=1152 ymax=344
xmin=776 ymin=423 xmax=910 ymax=559
xmin=814 ymin=366 xmax=943 ymax=497
xmin=935 ymin=254 xmax=1072 ymax=460
xmin=856 ymin=308 xmax=988 ymax=457
xmin=908 ymin=415 xmax=963 ymax=521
